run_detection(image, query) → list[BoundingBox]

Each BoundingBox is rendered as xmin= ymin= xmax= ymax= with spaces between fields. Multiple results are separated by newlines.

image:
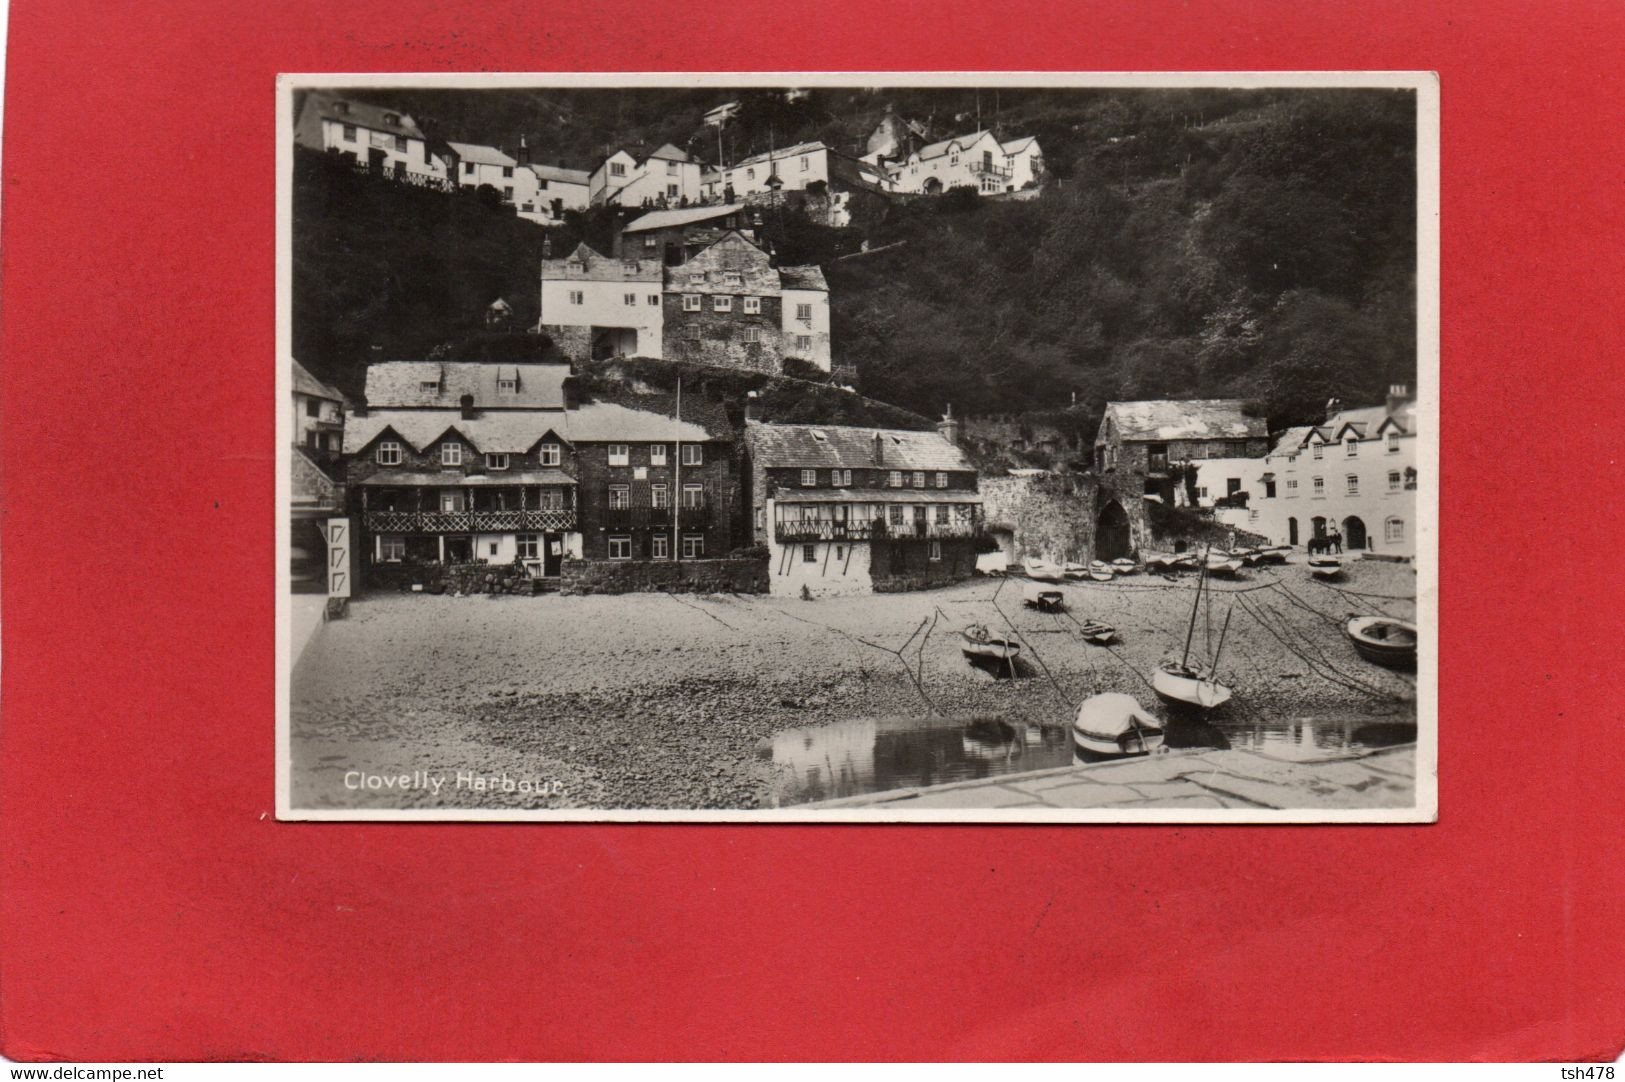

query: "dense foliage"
xmin=293 ymin=88 xmax=1416 ymax=432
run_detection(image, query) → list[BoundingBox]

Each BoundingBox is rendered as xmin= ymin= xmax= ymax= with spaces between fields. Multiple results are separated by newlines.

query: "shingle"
xmin=746 ymin=421 xmax=970 ymax=471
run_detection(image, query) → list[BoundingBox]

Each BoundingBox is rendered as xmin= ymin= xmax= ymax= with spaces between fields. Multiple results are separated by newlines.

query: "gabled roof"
xmin=1269 ymin=426 xmax=1314 ymax=457
xmin=646 ymin=143 xmax=692 ymax=163
xmin=746 ymin=421 xmax=972 ymax=472
xmin=1100 ymin=399 xmax=1266 ymax=442
xmin=916 ymin=129 xmax=994 ymax=162
xmin=542 ymin=242 xmax=662 ymax=283
xmin=446 ymin=142 xmax=517 ymax=167
xmin=728 ymin=141 xmax=828 ymax=169
xmin=363 ymin=362 xmax=570 ymax=410
xmin=622 ymin=204 xmax=747 ymax=234
xmin=294 ymin=93 xmax=426 ymax=148
xmin=1000 ymin=136 xmax=1039 ymax=154
xmin=777 ymin=265 xmax=828 ymax=291
xmin=530 ymin=163 xmax=590 ymax=185
xmin=292 ymin=359 xmax=344 ymax=403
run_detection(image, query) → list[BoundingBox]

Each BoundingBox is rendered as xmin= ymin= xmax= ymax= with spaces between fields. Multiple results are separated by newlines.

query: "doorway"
xmin=1095 ymin=500 xmax=1132 ymax=560
xmin=1288 ymin=517 xmax=1299 ymax=546
xmin=1342 ymin=516 xmax=1369 ymax=551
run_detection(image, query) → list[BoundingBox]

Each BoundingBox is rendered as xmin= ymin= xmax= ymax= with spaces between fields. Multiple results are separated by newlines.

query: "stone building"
xmin=1093 ymin=398 xmax=1269 ymax=559
xmin=744 ymin=403 xmax=983 ymax=597
xmin=538 ymin=242 xmax=665 ymax=362
xmin=292 ymin=92 xmax=449 ymax=187
xmin=614 ymin=204 xmax=762 ymax=264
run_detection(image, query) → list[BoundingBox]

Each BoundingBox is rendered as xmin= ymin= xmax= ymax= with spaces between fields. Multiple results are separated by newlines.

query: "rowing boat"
xmin=1073 ymin=693 xmax=1166 ymax=757
xmin=1345 ymin=615 xmax=1417 ymax=670
xmin=1022 ymin=582 xmax=1065 ymax=612
xmin=961 ymin=624 xmax=1021 ymax=662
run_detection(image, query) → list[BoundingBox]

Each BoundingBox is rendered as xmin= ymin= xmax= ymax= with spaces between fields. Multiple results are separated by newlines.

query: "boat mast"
xmin=673 ymin=375 xmax=682 ymax=560
xmin=1211 ymin=604 xmax=1234 ymax=676
xmin=1181 ymin=542 xmax=1210 ymax=669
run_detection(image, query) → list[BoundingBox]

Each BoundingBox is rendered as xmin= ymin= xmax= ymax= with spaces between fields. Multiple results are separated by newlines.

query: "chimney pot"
xmin=744 ymin=391 xmax=762 ymax=423
xmin=872 ymin=431 xmax=884 ymax=466
xmin=460 ymin=393 xmax=477 ymax=421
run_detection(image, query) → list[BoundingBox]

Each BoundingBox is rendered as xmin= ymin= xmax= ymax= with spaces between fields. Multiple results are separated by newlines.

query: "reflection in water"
xmin=764 ymin=707 xmax=1416 ymax=806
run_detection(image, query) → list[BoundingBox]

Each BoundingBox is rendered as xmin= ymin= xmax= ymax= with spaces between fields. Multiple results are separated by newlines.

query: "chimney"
xmin=872 ymin=432 xmax=884 ymax=466
xmin=517 ymin=136 xmax=531 ymax=166
xmin=937 ymin=403 xmax=961 ymax=446
xmin=460 ymin=393 xmax=477 ymax=421
xmin=562 ymin=375 xmax=579 ymax=411
xmin=1386 ymin=382 xmax=1412 ymax=415
xmin=1325 ymin=397 xmax=1342 ymax=423
xmin=744 ymin=390 xmax=762 ymax=423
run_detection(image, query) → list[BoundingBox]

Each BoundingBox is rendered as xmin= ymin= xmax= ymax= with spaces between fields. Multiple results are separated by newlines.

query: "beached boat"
xmin=1111 ymin=558 xmax=1138 ymax=575
xmin=1346 ymin=615 xmax=1418 ymax=670
xmin=1073 ymin=693 xmax=1166 ymax=757
xmin=1144 ymin=553 xmax=1178 ymax=571
xmin=1075 ymin=619 xmax=1117 ymax=645
xmin=1259 ymin=546 xmax=1292 ymax=565
xmin=1307 ymin=555 xmax=1343 ymax=580
xmin=1088 ymin=560 xmax=1115 ymax=582
xmin=1152 ymin=661 xmax=1235 ymax=710
xmin=1024 ymin=559 xmax=1065 ymax=583
xmin=1205 ymin=554 xmax=1243 ymax=577
xmin=1062 ymin=563 xmax=1090 ymax=580
xmin=961 ymin=624 xmax=1021 ymax=662
xmin=1022 ymin=582 xmax=1065 ymax=612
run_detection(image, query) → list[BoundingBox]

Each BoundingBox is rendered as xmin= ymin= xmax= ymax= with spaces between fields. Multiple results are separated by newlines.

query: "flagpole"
xmin=673 ymin=376 xmax=682 ymax=561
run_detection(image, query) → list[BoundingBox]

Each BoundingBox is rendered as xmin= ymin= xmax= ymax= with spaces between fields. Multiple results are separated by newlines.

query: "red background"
xmin=3 ymin=0 xmax=1622 ymax=1062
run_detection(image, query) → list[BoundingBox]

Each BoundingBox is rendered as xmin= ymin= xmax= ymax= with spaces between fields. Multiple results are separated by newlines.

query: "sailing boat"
xmin=1152 ymin=549 xmax=1235 ymax=710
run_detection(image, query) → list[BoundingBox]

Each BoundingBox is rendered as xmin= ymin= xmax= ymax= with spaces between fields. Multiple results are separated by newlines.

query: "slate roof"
xmin=292 ymin=359 xmax=344 ymax=403
xmin=1305 ymin=401 xmax=1418 ymax=444
xmin=770 ymin=488 xmax=981 ymax=505
xmin=729 ymin=141 xmax=828 ymax=169
xmin=1000 ymin=136 xmax=1039 ymax=154
xmin=622 ymin=204 xmax=747 ymax=233
xmin=530 ymin=163 xmax=590 ymax=185
xmin=343 ymin=396 xmax=726 ymax=456
xmin=363 ymin=363 xmax=570 ymax=410
xmin=646 ymin=143 xmax=692 ymax=163
xmin=446 ymin=142 xmax=517 ymax=167
xmin=1101 ymin=399 xmax=1266 ymax=442
xmin=916 ymin=130 xmax=994 ymax=161
xmin=294 ymin=93 xmax=426 ymax=147
xmin=777 ymin=265 xmax=828 ymax=291
xmin=746 ymin=421 xmax=972 ymax=472
xmin=541 ymin=243 xmax=662 ymax=283
xmin=1269 ymin=426 xmax=1314 ymax=457
xmin=357 ymin=469 xmax=577 ymax=487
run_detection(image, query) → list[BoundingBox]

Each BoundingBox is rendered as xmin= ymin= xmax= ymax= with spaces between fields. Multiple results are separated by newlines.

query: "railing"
xmin=365 ymin=509 xmax=576 ymax=533
xmin=775 ymin=522 xmax=873 ymax=542
xmin=968 ymin=161 xmax=1012 ymax=179
xmin=348 ymin=161 xmax=455 ymax=192
xmin=775 ymin=518 xmax=984 ymax=543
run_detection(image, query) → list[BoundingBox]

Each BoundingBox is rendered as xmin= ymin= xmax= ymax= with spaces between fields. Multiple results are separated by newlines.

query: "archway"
xmin=1288 ymin=517 xmax=1299 ymax=546
xmin=1311 ymin=516 xmax=1327 ymax=539
xmin=1342 ymin=516 xmax=1368 ymax=551
xmin=1095 ymin=500 xmax=1132 ymax=560
xmin=922 ymin=176 xmax=943 ymax=194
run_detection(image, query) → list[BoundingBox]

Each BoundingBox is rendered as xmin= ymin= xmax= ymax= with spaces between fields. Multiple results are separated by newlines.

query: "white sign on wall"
xmin=326 ymin=518 xmax=351 ymax=598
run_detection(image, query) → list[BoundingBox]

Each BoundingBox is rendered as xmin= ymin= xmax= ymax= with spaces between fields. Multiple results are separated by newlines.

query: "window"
xmin=503 ymin=186 xmax=513 ymax=200
xmin=684 ymin=324 xmax=702 ymax=341
xmin=647 ymin=294 xmax=660 ymax=306
xmin=800 ymin=156 xmax=810 ymax=171
xmin=723 ymin=272 xmax=743 ymax=287
xmin=801 ymin=469 xmax=818 ymax=487
xmin=888 ymin=505 xmax=904 ymax=526
xmin=1346 ymin=474 xmax=1359 ymax=496
xmin=650 ymin=483 xmax=669 ymax=509
xmin=1385 ymin=517 xmax=1406 ymax=544
xmin=681 ymin=445 xmax=703 ymax=466
xmin=713 ymin=295 xmax=732 ymax=312
xmin=681 ymin=484 xmax=703 ymax=509
xmin=463 ymin=162 xmax=475 ymax=175
xmin=746 ymin=168 xmax=755 ymax=179
xmin=929 ymin=541 xmax=943 ymax=562
xmin=796 ymin=303 xmax=813 ymax=320
xmin=420 ymin=379 xmax=439 ymax=392
xmin=485 ymin=453 xmax=510 ymax=470
xmin=912 ymin=472 xmax=925 ymax=488
xmin=643 ymin=235 xmax=658 ymax=250
xmin=1388 ymin=470 xmax=1402 ymax=493
xmin=651 ymin=534 xmax=669 ymax=560
xmin=303 ymin=398 xmax=321 ymax=418
xmin=517 ymin=535 xmax=540 ymax=560
xmin=379 ymin=536 xmax=405 ymax=562
xmin=1286 ymin=478 xmax=1298 ymax=496
xmin=624 ymin=293 xmax=636 ymax=306
xmin=682 ymin=535 xmax=705 ymax=559
xmin=796 ymin=335 xmax=813 ymax=353
xmin=441 ymin=442 xmax=462 ymax=466
xmin=889 ymin=471 xmax=903 ymax=488
xmin=743 ymin=327 xmax=762 ymax=344
xmin=666 ymin=161 xmax=678 ymax=176
xmin=832 ymin=469 xmax=851 ymax=486
xmin=608 ymin=484 xmax=630 ymax=509
xmin=569 ymin=290 xmax=584 ymax=305
xmin=539 ymin=443 xmax=560 ymax=466
xmin=342 ymin=123 xmax=357 ymax=141
xmin=743 ymin=296 xmax=761 ymax=314
xmin=1346 ymin=439 xmax=1359 ymax=458
xmin=803 ymin=544 xmax=818 ymax=563
xmin=608 ymin=536 xmax=632 ymax=559
xmin=488 ymin=542 xmax=500 ymax=557
xmin=667 ymin=184 xmax=679 ymax=199
xmin=608 ymin=444 xmax=629 ymax=466
xmin=682 ymin=294 xmax=702 ymax=311
xmin=497 ymin=378 xmax=517 ymax=393
xmin=935 ymin=472 xmax=948 ymax=489
xmin=440 ymin=490 xmax=465 ymax=513
xmin=1312 ymin=477 xmax=1325 ymax=496
xmin=610 ymin=162 xmax=626 ymax=177
xmin=1312 ymin=443 xmax=1324 ymax=460
xmin=935 ymin=505 xmax=950 ymax=525
xmin=688 ymin=272 xmax=706 ymax=285
xmin=650 ymin=444 xmax=667 ymax=466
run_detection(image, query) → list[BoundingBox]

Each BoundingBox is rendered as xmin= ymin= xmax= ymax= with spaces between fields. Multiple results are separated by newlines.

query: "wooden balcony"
xmin=775 ymin=521 xmax=874 ymax=542
xmin=775 ymin=517 xmax=984 ymax=543
xmin=365 ymin=509 xmax=576 ymax=533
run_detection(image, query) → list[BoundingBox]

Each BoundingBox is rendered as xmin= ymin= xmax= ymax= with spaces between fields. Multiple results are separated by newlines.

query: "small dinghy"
xmin=1062 ymin=562 xmax=1090 ymax=580
xmin=1088 ymin=560 xmax=1115 ymax=582
xmin=1075 ymin=619 xmax=1117 ymax=645
xmin=1073 ymin=693 xmax=1166 ymax=757
xmin=1346 ymin=615 xmax=1418 ymax=670
xmin=1152 ymin=661 xmax=1235 ymax=710
xmin=1260 ymin=546 xmax=1292 ymax=565
xmin=1172 ymin=553 xmax=1200 ymax=571
xmin=1307 ymin=555 xmax=1343 ymax=580
xmin=1111 ymin=558 xmax=1138 ymax=575
xmin=1025 ymin=559 xmax=1065 ymax=584
xmin=1205 ymin=554 xmax=1243 ymax=577
xmin=961 ymin=624 xmax=1021 ymax=662
xmin=1144 ymin=553 xmax=1178 ymax=572
xmin=1022 ymin=582 xmax=1065 ymax=612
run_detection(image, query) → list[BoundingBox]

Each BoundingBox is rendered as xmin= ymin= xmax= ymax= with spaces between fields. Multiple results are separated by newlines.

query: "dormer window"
xmin=441 ymin=442 xmax=462 ymax=467
xmin=376 ymin=440 xmax=402 ymax=466
xmin=723 ymin=272 xmax=742 ymax=286
xmin=1312 ymin=442 xmax=1324 ymax=460
xmin=334 ymin=102 xmax=349 ymax=115
xmin=498 ymin=379 xmax=517 ymax=393
xmin=419 ymin=380 xmax=439 ymax=392
xmin=689 ymin=272 xmax=705 ymax=285
xmin=1387 ymin=432 xmax=1401 ymax=453
xmin=485 ymin=453 xmax=510 ymax=470
xmin=384 ymin=112 xmax=399 ymax=126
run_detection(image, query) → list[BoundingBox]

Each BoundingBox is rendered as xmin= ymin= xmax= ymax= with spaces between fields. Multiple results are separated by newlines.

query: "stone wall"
xmin=539 ymin=323 xmax=593 ymax=364
xmin=979 ymin=473 xmax=1098 ymax=563
xmin=869 ymin=538 xmax=980 ymax=593
xmin=559 ymin=556 xmax=768 ymax=595
xmin=365 ymin=560 xmax=543 ymax=595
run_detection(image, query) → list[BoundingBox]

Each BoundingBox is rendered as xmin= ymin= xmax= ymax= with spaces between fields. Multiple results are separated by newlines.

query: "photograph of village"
xmin=280 ymin=75 xmax=1435 ymax=820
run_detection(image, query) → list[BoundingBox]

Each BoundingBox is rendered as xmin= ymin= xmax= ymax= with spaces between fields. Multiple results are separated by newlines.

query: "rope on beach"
xmin=1234 ymin=593 xmax=1401 ymax=701
xmin=769 ymin=604 xmax=942 ymax=715
xmin=988 ymin=580 xmax=1075 ymax=709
